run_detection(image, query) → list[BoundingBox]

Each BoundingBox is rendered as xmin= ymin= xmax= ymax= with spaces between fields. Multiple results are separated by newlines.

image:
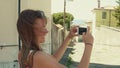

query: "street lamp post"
xmin=63 ymin=0 xmax=73 ymax=40
xmin=63 ymin=0 xmax=66 ymax=40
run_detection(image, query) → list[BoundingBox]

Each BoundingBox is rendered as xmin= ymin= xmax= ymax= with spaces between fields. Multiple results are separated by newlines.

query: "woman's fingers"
xmin=87 ymin=26 xmax=90 ymax=33
xmin=82 ymin=32 xmax=86 ymax=37
xmin=68 ymin=26 xmax=79 ymax=38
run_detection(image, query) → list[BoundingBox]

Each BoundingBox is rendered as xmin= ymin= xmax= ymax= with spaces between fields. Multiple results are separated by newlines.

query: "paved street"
xmin=70 ymin=42 xmax=120 ymax=68
xmin=65 ymin=26 xmax=120 ymax=68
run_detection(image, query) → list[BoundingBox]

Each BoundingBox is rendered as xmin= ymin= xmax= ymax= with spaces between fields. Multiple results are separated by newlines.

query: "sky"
xmin=52 ymin=0 xmax=117 ymax=20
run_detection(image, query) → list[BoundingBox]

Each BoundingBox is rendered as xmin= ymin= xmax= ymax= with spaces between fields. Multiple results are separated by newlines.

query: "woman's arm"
xmin=53 ymin=35 xmax=71 ymax=61
xmin=53 ymin=26 xmax=78 ymax=61
xmin=78 ymin=26 xmax=94 ymax=68
xmin=78 ymin=45 xmax=93 ymax=68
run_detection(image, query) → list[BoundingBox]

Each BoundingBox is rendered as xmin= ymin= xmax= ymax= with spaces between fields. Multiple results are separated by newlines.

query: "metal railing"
xmin=0 ymin=45 xmax=18 ymax=49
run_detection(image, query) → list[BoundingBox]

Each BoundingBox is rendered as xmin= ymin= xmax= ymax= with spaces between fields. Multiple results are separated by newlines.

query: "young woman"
xmin=17 ymin=9 xmax=94 ymax=68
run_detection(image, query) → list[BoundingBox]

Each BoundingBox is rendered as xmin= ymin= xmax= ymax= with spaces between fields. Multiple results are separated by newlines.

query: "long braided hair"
xmin=17 ymin=9 xmax=46 ymax=68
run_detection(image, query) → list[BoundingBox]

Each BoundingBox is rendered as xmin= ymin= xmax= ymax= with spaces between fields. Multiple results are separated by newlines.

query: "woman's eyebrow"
xmin=45 ymin=21 xmax=47 ymax=25
xmin=44 ymin=18 xmax=47 ymax=25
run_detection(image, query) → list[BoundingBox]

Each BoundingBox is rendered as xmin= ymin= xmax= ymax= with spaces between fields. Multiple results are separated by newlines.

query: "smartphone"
xmin=78 ymin=27 xmax=87 ymax=35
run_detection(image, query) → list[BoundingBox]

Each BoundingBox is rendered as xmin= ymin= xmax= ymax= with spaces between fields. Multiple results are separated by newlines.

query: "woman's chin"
xmin=40 ymin=39 xmax=45 ymax=43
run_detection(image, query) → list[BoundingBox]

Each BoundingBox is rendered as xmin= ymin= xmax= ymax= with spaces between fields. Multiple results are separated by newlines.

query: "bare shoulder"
xmin=33 ymin=51 xmax=66 ymax=68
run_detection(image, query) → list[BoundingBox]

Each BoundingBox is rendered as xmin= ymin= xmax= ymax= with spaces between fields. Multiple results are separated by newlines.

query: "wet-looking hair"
xmin=17 ymin=9 xmax=46 ymax=68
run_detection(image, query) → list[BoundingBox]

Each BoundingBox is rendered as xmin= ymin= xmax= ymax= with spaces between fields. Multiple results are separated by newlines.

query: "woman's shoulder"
xmin=33 ymin=51 xmax=66 ymax=68
xmin=33 ymin=51 xmax=55 ymax=62
xmin=33 ymin=51 xmax=47 ymax=57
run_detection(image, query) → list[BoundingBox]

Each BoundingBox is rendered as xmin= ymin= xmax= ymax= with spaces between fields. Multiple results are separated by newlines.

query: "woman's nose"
xmin=45 ymin=29 xmax=48 ymax=34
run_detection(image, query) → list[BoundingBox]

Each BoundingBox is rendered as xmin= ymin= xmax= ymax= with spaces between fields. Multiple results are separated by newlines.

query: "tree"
xmin=113 ymin=0 xmax=120 ymax=27
xmin=52 ymin=12 xmax=74 ymax=30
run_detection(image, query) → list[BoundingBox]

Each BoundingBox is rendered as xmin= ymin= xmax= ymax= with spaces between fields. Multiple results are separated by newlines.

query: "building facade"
xmin=93 ymin=6 xmax=117 ymax=27
xmin=0 ymin=0 xmax=52 ymax=63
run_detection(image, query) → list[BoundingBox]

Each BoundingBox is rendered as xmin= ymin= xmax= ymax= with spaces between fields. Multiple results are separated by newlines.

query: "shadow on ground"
xmin=89 ymin=63 xmax=120 ymax=68
xmin=71 ymin=61 xmax=120 ymax=68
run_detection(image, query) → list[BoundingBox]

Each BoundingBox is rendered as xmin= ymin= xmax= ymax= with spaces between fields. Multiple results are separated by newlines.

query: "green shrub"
xmin=52 ymin=12 xmax=74 ymax=30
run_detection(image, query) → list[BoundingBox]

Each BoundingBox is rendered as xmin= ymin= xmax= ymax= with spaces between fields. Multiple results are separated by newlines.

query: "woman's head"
xmin=17 ymin=9 xmax=48 ymax=67
xmin=17 ymin=9 xmax=48 ymax=49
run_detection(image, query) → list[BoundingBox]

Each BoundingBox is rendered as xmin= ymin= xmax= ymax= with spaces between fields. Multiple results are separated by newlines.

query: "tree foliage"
xmin=52 ymin=12 xmax=74 ymax=30
xmin=113 ymin=0 xmax=120 ymax=27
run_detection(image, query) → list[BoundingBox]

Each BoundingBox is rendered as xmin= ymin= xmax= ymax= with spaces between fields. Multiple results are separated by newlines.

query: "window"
xmin=102 ymin=12 xmax=107 ymax=19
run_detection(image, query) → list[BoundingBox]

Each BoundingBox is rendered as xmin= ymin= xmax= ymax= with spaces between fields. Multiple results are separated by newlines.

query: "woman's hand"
xmin=82 ymin=26 xmax=94 ymax=46
xmin=67 ymin=26 xmax=79 ymax=39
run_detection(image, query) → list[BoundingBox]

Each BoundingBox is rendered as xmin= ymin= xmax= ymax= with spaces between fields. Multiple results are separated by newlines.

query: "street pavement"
xmin=69 ymin=27 xmax=120 ymax=68
xmin=70 ymin=42 xmax=120 ymax=68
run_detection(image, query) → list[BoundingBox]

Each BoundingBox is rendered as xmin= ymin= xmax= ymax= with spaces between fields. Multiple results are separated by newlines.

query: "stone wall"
xmin=51 ymin=23 xmax=64 ymax=54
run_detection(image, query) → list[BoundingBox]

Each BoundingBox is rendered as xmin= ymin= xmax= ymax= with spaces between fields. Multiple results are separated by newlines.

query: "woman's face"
xmin=33 ymin=18 xmax=48 ymax=43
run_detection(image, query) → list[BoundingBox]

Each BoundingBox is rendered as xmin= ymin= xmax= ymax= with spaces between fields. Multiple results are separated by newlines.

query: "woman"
xmin=17 ymin=9 xmax=94 ymax=68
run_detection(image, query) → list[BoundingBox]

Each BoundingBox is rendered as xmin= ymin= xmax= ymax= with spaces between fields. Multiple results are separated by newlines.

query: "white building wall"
xmin=0 ymin=0 xmax=52 ymax=63
xmin=0 ymin=0 xmax=19 ymax=62
xmin=0 ymin=0 xmax=18 ymax=45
